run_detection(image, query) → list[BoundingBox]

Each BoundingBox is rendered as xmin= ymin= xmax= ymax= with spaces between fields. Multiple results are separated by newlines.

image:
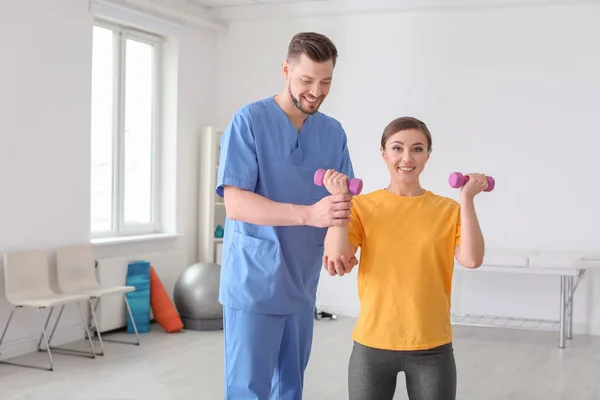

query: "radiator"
xmin=95 ymin=249 xmax=188 ymax=332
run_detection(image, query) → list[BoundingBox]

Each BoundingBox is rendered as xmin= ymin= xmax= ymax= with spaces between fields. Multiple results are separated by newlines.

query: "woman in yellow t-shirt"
xmin=322 ymin=116 xmax=489 ymax=400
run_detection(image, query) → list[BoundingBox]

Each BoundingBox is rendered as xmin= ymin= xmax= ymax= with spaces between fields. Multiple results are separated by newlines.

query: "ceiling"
xmin=186 ymin=0 xmax=323 ymax=9
xmin=103 ymin=0 xmax=597 ymax=30
xmin=187 ymin=0 xmax=598 ymax=9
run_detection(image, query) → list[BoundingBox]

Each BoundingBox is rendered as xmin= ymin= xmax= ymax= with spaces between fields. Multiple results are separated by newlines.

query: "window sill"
xmin=91 ymin=232 xmax=183 ymax=246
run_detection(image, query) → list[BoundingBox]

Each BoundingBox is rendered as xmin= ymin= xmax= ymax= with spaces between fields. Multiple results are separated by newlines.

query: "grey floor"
xmin=1 ymin=316 xmax=599 ymax=400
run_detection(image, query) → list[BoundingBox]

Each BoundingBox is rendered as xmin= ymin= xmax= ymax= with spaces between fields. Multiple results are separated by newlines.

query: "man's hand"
xmin=307 ymin=193 xmax=352 ymax=228
xmin=322 ymin=254 xmax=358 ymax=276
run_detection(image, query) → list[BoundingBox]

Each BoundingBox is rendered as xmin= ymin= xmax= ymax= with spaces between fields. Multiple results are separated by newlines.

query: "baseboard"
xmin=574 ymin=322 xmax=600 ymax=336
xmin=0 ymin=325 xmax=85 ymax=361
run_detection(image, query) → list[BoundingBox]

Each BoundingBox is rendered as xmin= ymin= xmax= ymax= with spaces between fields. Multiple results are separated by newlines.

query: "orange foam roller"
xmin=150 ymin=265 xmax=184 ymax=333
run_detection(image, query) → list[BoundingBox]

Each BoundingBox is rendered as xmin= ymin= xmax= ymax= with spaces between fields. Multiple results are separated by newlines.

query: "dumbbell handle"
xmin=449 ymin=172 xmax=495 ymax=192
xmin=314 ymin=169 xmax=363 ymax=195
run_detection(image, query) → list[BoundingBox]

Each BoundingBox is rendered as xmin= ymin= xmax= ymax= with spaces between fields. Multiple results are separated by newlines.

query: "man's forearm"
xmin=223 ymin=186 xmax=309 ymax=226
xmin=458 ymin=194 xmax=485 ymax=268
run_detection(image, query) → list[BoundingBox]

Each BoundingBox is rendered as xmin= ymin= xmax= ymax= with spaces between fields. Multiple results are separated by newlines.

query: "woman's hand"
xmin=460 ymin=173 xmax=488 ymax=200
xmin=323 ymin=169 xmax=349 ymax=196
xmin=322 ymin=254 xmax=358 ymax=276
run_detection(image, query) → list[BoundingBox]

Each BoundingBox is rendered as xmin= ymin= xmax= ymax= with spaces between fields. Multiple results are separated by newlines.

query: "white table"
xmin=453 ymin=251 xmax=599 ymax=349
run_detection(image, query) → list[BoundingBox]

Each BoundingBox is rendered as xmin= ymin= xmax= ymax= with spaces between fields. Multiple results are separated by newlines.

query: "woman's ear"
xmin=380 ymin=146 xmax=385 ymax=161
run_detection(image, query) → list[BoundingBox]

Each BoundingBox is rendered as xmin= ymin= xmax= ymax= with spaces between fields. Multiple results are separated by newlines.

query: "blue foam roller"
xmin=125 ymin=260 xmax=151 ymax=333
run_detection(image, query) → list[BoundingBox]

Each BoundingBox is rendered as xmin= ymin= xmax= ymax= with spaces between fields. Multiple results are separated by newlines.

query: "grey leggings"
xmin=348 ymin=341 xmax=456 ymax=400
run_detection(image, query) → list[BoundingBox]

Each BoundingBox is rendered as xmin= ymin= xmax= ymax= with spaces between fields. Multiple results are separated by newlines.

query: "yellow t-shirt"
xmin=348 ymin=189 xmax=461 ymax=351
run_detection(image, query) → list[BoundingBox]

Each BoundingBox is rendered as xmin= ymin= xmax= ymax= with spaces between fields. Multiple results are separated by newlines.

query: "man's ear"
xmin=281 ymin=60 xmax=289 ymax=79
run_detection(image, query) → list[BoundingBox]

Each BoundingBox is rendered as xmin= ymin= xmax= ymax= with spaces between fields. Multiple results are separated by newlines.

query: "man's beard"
xmin=288 ymin=85 xmax=320 ymax=115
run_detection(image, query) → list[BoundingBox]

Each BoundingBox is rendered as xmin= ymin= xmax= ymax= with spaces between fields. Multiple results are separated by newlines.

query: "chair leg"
xmin=92 ymin=294 xmax=141 ymax=346
xmin=77 ymin=301 xmax=97 ymax=357
xmin=86 ymin=296 xmax=101 ymax=339
xmin=87 ymin=298 xmax=105 ymax=356
xmin=46 ymin=305 xmax=63 ymax=344
xmin=0 ymin=307 xmax=54 ymax=371
xmin=124 ymin=294 xmax=141 ymax=346
xmin=0 ymin=307 xmax=17 ymax=354
xmin=37 ymin=305 xmax=60 ymax=350
xmin=44 ymin=302 xmax=97 ymax=359
xmin=37 ymin=308 xmax=54 ymax=370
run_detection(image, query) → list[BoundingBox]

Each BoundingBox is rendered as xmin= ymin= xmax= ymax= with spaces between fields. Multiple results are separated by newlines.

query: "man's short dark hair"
xmin=287 ymin=32 xmax=338 ymax=67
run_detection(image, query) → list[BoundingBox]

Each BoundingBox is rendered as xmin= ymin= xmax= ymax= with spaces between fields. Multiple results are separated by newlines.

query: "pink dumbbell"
xmin=314 ymin=169 xmax=363 ymax=195
xmin=449 ymin=172 xmax=495 ymax=192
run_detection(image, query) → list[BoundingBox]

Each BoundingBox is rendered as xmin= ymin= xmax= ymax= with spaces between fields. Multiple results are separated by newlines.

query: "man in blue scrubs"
xmin=216 ymin=32 xmax=356 ymax=399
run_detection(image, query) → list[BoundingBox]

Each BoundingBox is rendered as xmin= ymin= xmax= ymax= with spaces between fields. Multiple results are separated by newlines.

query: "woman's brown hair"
xmin=380 ymin=117 xmax=432 ymax=151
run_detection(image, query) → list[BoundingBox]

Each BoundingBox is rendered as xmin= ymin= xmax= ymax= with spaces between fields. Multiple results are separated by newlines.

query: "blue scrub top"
xmin=215 ymin=96 xmax=355 ymax=315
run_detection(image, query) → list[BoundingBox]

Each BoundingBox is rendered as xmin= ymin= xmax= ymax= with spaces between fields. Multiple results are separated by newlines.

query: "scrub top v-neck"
xmin=267 ymin=99 xmax=314 ymax=167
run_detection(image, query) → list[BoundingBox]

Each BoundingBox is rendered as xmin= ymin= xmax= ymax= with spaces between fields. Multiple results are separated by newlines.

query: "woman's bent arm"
xmin=455 ymin=194 xmax=485 ymax=269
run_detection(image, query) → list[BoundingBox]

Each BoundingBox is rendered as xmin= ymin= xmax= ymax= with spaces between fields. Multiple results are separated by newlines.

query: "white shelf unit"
xmin=198 ymin=126 xmax=226 ymax=265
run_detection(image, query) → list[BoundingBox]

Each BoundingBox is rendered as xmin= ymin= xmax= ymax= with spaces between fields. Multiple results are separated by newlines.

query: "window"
xmin=90 ymin=20 xmax=162 ymax=238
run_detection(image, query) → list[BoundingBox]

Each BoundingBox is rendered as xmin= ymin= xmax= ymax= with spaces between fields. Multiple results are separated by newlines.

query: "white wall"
xmin=0 ymin=0 xmax=217 ymax=360
xmin=215 ymin=2 xmax=600 ymax=334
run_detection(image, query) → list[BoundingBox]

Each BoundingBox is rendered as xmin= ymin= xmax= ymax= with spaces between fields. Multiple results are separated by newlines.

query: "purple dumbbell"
xmin=314 ymin=169 xmax=363 ymax=195
xmin=449 ymin=172 xmax=495 ymax=192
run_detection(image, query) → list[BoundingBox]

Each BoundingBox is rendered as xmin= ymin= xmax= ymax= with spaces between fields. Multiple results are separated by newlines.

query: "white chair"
xmin=55 ymin=244 xmax=140 ymax=356
xmin=0 ymin=249 xmax=96 ymax=371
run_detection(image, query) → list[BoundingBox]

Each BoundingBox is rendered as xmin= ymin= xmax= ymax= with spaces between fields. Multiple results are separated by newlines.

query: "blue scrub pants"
xmin=223 ymin=305 xmax=315 ymax=399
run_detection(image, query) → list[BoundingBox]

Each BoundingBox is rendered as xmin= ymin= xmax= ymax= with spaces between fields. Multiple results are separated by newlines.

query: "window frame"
xmin=90 ymin=18 xmax=163 ymax=239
